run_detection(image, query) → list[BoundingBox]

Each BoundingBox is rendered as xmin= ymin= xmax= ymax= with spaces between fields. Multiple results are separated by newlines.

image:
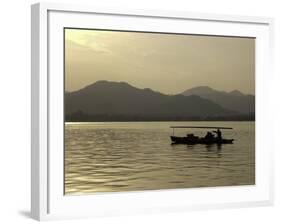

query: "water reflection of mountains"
xmin=65 ymin=80 xmax=255 ymax=122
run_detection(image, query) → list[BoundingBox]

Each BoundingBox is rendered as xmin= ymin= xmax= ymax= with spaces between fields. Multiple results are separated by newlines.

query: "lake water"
xmin=65 ymin=121 xmax=255 ymax=195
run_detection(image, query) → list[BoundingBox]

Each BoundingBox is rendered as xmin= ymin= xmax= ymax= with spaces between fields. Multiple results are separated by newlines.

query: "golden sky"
xmin=65 ymin=28 xmax=255 ymax=95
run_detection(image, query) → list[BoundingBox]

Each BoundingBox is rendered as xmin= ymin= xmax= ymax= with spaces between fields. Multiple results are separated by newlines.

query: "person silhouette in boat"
xmin=213 ymin=129 xmax=222 ymax=141
xmin=205 ymin=131 xmax=214 ymax=140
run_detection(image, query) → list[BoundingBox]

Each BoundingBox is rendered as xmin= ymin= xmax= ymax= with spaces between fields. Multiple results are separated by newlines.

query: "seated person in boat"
xmin=205 ymin=131 xmax=215 ymax=140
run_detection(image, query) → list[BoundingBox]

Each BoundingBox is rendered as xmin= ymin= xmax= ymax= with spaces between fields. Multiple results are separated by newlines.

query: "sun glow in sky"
xmin=65 ymin=28 xmax=255 ymax=95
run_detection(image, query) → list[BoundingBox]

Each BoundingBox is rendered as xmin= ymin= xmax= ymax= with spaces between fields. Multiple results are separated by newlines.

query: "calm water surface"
xmin=65 ymin=121 xmax=255 ymax=195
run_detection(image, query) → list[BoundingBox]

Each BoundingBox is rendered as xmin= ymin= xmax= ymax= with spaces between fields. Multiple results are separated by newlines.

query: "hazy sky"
xmin=65 ymin=29 xmax=255 ymax=95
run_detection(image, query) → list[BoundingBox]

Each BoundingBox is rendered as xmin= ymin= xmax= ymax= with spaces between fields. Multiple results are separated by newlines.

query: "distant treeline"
xmin=65 ymin=110 xmax=255 ymax=122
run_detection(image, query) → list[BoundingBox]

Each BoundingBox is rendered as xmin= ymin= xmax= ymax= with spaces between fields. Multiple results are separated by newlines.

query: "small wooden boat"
xmin=170 ymin=136 xmax=234 ymax=144
xmin=170 ymin=126 xmax=234 ymax=145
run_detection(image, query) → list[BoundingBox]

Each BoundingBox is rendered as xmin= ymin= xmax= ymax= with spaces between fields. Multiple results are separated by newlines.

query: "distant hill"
xmin=65 ymin=81 xmax=239 ymax=122
xmin=181 ymin=86 xmax=255 ymax=114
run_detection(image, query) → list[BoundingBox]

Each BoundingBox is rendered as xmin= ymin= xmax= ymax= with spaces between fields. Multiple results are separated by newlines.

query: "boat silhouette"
xmin=170 ymin=126 xmax=234 ymax=145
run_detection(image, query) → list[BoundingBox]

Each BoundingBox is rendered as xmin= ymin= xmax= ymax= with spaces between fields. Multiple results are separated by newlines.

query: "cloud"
xmin=65 ymin=30 xmax=113 ymax=55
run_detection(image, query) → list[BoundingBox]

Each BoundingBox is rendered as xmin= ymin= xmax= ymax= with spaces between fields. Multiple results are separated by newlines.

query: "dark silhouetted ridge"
xmin=182 ymin=86 xmax=255 ymax=114
xmin=65 ymin=81 xmax=239 ymax=122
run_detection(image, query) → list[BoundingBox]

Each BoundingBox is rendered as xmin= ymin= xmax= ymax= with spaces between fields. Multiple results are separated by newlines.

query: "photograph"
xmin=64 ymin=28 xmax=255 ymax=195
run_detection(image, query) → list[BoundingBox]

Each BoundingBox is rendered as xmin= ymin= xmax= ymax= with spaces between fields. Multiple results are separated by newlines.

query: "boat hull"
xmin=170 ymin=136 xmax=234 ymax=145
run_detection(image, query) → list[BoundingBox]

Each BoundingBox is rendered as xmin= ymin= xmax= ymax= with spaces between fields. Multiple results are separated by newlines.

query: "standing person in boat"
xmin=213 ymin=129 xmax=222 ymax=141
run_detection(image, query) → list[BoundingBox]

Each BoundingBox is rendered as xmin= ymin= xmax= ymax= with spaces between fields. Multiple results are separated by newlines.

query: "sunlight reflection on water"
xmin=65 ymin=121 xmax=255 ymax=195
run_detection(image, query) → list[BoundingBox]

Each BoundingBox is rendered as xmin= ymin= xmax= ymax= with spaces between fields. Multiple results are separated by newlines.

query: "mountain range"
xmin=65 ymin=81 xmax=254 ymax=122
xmin=181 ymin=86 xmax=255 ymax=114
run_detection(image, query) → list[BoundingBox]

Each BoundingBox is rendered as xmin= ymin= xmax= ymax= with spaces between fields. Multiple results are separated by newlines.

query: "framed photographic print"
xmin=31 ymin=2 xmax=274 ymax=221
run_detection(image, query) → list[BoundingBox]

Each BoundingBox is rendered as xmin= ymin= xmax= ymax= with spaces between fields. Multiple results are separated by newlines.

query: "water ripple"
xmin=65 ymin=121 xmax=255 ymax=194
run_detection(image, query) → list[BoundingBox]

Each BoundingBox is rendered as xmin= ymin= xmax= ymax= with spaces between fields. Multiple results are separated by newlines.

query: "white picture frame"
xmin=31 ymin=2 xmax=274 ymax=221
